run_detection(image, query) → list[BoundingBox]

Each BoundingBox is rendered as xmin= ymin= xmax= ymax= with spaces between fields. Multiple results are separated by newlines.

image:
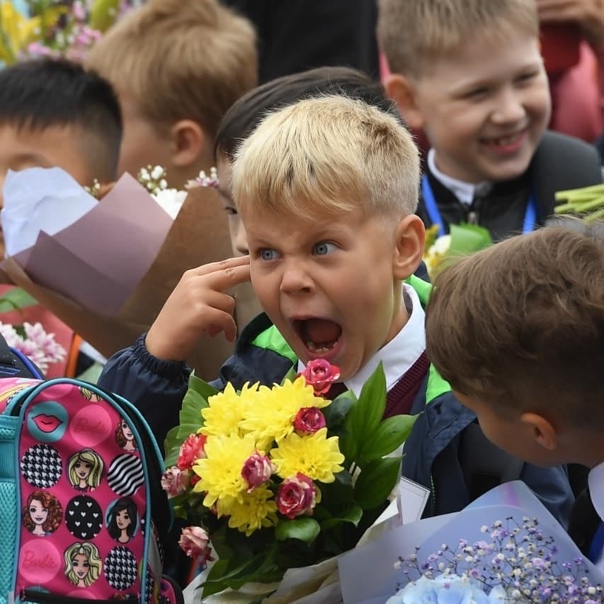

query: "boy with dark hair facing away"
xmin=425 ymin=226 xmax=604 ymax=567
xmin=378 ymin=0 xmax=602 ymax=242
xmin=99 ymin=95 xmax=572 ymax=526
xmin=0 ymin=57 xmax=122 ymax=258
xmin=86 ymin=0 xmax=257 ymax=189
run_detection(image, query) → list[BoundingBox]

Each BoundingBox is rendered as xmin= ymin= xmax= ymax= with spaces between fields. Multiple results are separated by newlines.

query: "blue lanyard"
xmin=421 ymin=175 xmax=537 ymax=237
xmin=589 ymin=521 xmax=604 ymax=564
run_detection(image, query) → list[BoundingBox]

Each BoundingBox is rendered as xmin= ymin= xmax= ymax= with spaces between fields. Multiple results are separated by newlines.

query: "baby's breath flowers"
xmin=390 ymin=517 xmax=604 ymax=604
xmin=162 ymin=359 xmax=418 ymax=597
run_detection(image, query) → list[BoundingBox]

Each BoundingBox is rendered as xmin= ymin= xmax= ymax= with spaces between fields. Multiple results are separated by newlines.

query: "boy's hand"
xmin=145 ymin=255 xmax=251 ymax=362
xmin=537 ymin=0 xmax=604 ymax=48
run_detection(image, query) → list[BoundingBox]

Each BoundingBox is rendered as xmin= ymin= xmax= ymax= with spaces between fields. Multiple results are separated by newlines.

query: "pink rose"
xmin=293 ymin=407 xmax=326 ymax=434
xmin=299 ymin=359 xmax=341 ymax=395
xmin=241 ymin=452 xmax=274 ymax=493
xmin=161 ymin=467 xmax=190 ymax=498
xmin=276 ymin=473 xmax=319 ymax=519
xmin=178 ymin=526 xmax=214 ymax=562
xmin=177 ymin=433 xmax=207 ymax=470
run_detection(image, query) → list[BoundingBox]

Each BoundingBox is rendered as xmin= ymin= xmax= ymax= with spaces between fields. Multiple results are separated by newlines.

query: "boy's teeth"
xmin=493 ymin=133 xmax=520 ymax=146
xmin=306 ymin=339 xmax=336 ymax=353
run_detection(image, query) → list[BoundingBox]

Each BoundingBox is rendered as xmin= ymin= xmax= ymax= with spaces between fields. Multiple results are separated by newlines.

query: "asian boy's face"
xmin=390 ymin=29 xmax=551 ymax=183
xmin=0 ymin=124 xmax=94 ymax=258
xmin=243 ymin=203 xmax=423 ymax=382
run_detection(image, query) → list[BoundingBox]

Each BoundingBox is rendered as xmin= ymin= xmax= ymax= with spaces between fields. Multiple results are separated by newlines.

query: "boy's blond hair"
xmin=378 ymin=0 xmax=539 ymax=78
xmin=426 ymin=226 xmax=604 ymax=430
xmin=232 ymin=95 xmax=420 ymax=221
xmin=86 ymin=0 xmax=257 ymax=139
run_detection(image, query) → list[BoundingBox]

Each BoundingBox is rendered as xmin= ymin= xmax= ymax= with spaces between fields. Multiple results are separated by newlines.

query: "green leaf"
xmin=354 ymin=457 xmax=401 ymax=510
xmin=344 ymin=362 xmax=387 ymax=451
xmin=274 ymin=517 xmax=320 ymax=544
xmin=0 ymin=287 xmax=38 ymax=314
xmin=317 ymin=470 xmax=354 ymax=508
xmin=320 ymin=505 xmax=363 ymax=531
xmin=323 ymin=393 xmax=355 ymax=430
xmin=163 ymin=426 xmax=181 ymax=467
xmin=280 ymin=365 xmax=298 ymax=385
xmin=176 ymin=372 xmax=217 ymax=441
xmin=360 ymin=414 xmax=418 ymax=461
xmin=448 ymin=223 xmax=493 ymax=257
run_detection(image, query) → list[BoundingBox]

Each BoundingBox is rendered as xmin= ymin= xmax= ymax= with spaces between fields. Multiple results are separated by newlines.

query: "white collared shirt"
xmin=297 ymin=284 xmax=426 ymax=398
xmin=428 ymin=149 xmax=492 ymax=206
xmin=588 ymin=463 xmax=604 ymax=572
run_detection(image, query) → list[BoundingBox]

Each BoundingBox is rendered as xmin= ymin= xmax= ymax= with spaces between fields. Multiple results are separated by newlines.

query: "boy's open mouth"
xmin=294 ymin=318 xmax=342 ymax=354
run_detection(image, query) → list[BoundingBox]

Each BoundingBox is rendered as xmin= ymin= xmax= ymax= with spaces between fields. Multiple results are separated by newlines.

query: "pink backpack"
xmin=0 ymin=377 xmax=184 ymax=604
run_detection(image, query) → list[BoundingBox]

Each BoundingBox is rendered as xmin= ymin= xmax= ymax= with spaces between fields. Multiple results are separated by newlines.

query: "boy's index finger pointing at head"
xmin=191 ymin=255 xmax=250 ymax=277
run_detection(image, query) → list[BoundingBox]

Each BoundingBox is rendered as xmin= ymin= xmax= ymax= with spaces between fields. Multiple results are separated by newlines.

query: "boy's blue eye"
xmin=259 ymin=248 xmax=278 ymax=261
xmin=313 ymin=242 xmax=337 ymax=256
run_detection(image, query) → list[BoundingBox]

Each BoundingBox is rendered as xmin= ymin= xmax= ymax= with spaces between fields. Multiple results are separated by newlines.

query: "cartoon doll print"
xmin=114 ymin=418 xmax=137 ymax=452
xmin=107 ymin=497 xmax=138 ymax=544
xmin=22 ymin=490 xmax=63 ymax=536
xmin=67 ymin=449 xmax=104 ymax=492
xmin=79 ymin=387 xmax=104 ymax=402
xmin=64 ymin=542 xmax=102 ymax=588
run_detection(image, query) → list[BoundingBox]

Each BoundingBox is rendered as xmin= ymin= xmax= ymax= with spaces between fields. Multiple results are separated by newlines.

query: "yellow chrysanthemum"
xmin=216 ymin=487 xmax=278 ymax=536
xmin=0 ymin=3 xmax=44 ymax=64
xmin=200 ymin=382 xmax=257 ymax=438
xmin=193 ymin=433 xmax=257 ymax=507
xmin=240 ymin=377 xmax=331 ymax=450
xmin=271 ymin=428 xmax=344 ymax=484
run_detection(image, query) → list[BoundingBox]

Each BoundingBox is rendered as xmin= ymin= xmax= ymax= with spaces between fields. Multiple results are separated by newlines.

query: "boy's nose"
xmin=491 ymin=90 xmax=525 ymax=124
xmin=280 ymin=261 xmax=313 ymax=294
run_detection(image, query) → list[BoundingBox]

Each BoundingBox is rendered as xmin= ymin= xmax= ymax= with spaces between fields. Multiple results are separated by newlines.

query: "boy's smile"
xmin=401 ymin=29 xmax=550 ymax=184
xmin=243 ymin=206 xmax=409 ymax=382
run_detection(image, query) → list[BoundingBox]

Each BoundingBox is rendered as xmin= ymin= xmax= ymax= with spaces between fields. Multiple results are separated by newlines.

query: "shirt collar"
xmin=297 ymin=284 xmax=426 ymax=398
xmin=589 ymin=462 xmax=604 ymax=521
xmin=428 ymin=149 xmax=492 ymax=206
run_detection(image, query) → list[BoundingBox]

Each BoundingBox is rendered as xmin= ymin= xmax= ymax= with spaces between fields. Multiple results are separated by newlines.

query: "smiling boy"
xmin=378 ymin=0 xmax=602 ymax=241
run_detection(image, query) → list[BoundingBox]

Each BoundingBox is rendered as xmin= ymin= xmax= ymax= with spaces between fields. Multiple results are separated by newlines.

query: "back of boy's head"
xmin=232 ymin=95 xmax=419 ymax=222
xmin=215 ymin=66 xmax=404 ymax=160
xmin=0 ymin=57 xmax=122 ymax=181
xmin=86 ymin=0 xmax=257 ymax=140
xmin=426 ymin=226 xmax=604 ymax=430
xmin=378 ymin=0 xmax=539 ymax=78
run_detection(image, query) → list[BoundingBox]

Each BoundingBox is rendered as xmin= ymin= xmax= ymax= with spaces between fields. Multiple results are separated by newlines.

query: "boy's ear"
xmin=520 ymin=412 xmax=558 ymax=451
xmin=392 ymin=214 xmax=425 ymax=280
xmin=169 ymin=119 xmax=206 ymax=168
xmin=384 ymin=74 xmax=425 ymax=131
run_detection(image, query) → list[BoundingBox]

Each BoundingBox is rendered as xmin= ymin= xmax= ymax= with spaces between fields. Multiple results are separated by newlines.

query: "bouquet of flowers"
xmin=0 ymin=286 xmax=66 ymax=372
xmin=162 ymin=359 xmax=418 ymax=601
xmin=423 ymin=223 xmax=492 ymax=279
xmin=0 ymin=164 xmax=233 ymax=379
xmin=0 ymin=0 xmax=137 ymax=64
xmin=338 ymin=481 xmax=604 ymax=604
xmin=388 ymin=517 xmax=603 ymax=603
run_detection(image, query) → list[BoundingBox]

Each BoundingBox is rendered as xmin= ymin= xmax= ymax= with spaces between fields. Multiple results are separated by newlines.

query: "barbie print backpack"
xmin=0 ymin=376 xmax=184 ymax=604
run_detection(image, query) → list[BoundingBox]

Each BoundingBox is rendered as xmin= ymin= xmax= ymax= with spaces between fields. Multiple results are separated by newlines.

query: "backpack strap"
xmin=531 ymin=130 xmax=602 ymax=220
xmin=458 ymin=420 xmax=524 ymax=501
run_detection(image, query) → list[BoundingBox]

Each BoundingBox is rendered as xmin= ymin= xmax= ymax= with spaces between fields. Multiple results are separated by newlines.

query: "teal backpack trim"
xmin=252 ymin=277 xmax=452 ymax=403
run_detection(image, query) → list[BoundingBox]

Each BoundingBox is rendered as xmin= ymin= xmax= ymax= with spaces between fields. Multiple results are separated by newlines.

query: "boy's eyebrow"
xmin=6 ymin=151 xmax=52 ymax=167
xmin=451 ymin=60 xmax=544 ymax=95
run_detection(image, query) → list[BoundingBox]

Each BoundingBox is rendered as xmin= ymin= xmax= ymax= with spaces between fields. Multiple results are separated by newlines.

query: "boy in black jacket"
xmin=378 ymin=0 xmax=602 ymax=242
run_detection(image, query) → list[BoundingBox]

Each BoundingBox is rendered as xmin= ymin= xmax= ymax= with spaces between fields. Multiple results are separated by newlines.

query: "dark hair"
xmin=0 ymin=57 xmax=122 ymax=181
xmin=425 ymin=226 xmax=604 ymax=429
xmin=214 ymin=66 xmax=404 ymax=160
xmin=107 ymin=497 xmax=138 ymax=540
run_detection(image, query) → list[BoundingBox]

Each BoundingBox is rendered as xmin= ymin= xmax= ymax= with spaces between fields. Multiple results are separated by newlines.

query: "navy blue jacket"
xmin=98 ymin=312 xmax=573 ymax=526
